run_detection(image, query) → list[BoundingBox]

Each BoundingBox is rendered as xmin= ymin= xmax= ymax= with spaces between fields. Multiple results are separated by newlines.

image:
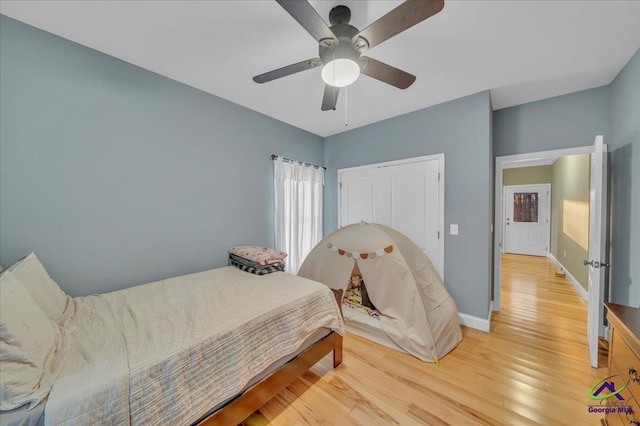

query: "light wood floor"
xmin=243 ymin=254 xmax=609 ymax=425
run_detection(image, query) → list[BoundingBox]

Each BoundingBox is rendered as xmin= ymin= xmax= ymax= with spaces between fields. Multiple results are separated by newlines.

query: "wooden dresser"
xmin=603 ymin=302 xmax=640 ymax=426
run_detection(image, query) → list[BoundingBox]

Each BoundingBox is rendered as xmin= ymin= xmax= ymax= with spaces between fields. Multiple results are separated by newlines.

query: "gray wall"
xmin=494 ymin=86 xmax=610 ymax=157
xmin=609 ymin=48 xmax=640 ymax=308
xmin=0 ymin=16 xmax=323 ymax=296
xmin=324 ymin=91 xmax=493 ymax=319
xmin=2 ymin=14 xmax=637 ymax=316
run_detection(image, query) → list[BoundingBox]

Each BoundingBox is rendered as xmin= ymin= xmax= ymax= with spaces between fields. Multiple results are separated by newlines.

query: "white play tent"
xmin=298 ymin=222 xmax=462 ymax=362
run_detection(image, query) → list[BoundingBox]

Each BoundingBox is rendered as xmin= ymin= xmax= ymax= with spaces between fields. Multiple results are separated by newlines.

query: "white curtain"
xmin=274 ymin=157 xmax=324 ymax=274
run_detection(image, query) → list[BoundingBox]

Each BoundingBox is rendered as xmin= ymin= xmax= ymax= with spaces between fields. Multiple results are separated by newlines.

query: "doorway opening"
xmin=494 ymin=145 xmax=593 ymax=309
xmin=494 ymin=139 xmax=607 ymax=367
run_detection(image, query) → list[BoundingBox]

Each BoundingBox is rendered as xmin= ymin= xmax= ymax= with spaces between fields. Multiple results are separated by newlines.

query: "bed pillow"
xmin=6 ymin=253 xmax=71 ymax=323
xmin=0 ymin=271 xmax=64 ymax=410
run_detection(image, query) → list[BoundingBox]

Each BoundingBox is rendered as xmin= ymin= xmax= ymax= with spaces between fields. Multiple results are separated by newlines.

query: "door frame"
xmin=493 ymin=145 xmax=594 ymax=311
xmin=337 ymin=153 xmax=445 ymax=278
xmin=503 ymin=183 xmax=551 ymax=257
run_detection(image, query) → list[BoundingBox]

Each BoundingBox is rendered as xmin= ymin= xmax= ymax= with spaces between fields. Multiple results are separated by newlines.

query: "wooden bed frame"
xmin=198 ymin=331 xmax=343 ymax=425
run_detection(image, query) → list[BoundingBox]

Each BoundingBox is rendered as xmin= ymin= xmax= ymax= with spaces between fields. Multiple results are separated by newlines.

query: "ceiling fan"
xmin=253 ymin=0 xmax=445 ymax=111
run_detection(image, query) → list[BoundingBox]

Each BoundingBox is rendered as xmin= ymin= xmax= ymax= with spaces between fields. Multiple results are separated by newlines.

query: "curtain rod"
xmin=271 ymin=154 xmax=326 ymax=170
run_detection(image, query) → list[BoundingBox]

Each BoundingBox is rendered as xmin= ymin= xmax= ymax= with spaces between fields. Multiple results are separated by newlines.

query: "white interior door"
xmin=586 ymin=135 xmax=608 ymax=368
xmin=339 ymin=155 xmax=444 ymax=277
xmin=504 ymin=184 xmax=550 ymax=256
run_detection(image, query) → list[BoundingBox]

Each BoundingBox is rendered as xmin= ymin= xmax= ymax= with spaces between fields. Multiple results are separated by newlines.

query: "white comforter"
xmin=45 ymin=267 xmax=344 ymax=426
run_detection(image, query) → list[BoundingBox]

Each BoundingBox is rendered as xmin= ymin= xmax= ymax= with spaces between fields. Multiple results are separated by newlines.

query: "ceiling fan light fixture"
xmin=321 ymin=58 xmax=360 ymax=87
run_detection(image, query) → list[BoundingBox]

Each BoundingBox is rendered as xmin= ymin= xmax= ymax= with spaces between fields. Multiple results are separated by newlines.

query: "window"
xmin=513 ymin=192 xmax=539 ymax=223
xmin=273 ymin=157 xmax=324 ymax=273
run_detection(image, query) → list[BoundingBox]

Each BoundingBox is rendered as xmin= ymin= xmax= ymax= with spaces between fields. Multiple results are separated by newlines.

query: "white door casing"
xmin=586 ymin=135 xmax=608 ymax=368
xmin=338 ymin=155 xmax=444 ymax=278
xmin=504 ymin=184 xmax=550 ymax=257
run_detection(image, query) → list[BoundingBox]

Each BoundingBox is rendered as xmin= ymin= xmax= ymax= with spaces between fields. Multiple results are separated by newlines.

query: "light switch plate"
xmin=450 ymin=224 xmax=459 ymax=235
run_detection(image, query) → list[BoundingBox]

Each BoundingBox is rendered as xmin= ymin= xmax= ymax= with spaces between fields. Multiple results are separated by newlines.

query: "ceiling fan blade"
xmin=277 ymin=0 xmax=338 ymax=47
xmin=253 ymin=58 xmax=322 ymax=83
xmin=358 ymin=57 xmax=416 ymax=89
xmin=352 ymin=0 xmax=444 ymax=52
xmin=321 ymin=85 xmax=340 ymax=111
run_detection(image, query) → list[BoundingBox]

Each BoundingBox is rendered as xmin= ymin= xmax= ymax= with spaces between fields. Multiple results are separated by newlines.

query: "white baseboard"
xmin=547 ymin=253 xmax=588 ymax=301
xmin=459 ymin=301 xmax=492 ymax=332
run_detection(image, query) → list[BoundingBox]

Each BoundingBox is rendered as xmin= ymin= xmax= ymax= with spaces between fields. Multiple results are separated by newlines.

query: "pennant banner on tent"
xmin=327 ymin=242 xmax=393 ymax=260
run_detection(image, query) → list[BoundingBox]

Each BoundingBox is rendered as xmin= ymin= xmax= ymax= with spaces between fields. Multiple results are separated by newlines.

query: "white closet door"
xmin=339 ymin=168 xmax=379 ymax=226
xmin=339 ymin=156 xmax=443 ymax=276
xmin=379 ymin=161 xmax=440 ymax=268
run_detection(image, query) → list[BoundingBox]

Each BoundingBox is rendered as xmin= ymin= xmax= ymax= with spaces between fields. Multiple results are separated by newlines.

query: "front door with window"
xmin=504 ymin=184 xmax=550 ymax=257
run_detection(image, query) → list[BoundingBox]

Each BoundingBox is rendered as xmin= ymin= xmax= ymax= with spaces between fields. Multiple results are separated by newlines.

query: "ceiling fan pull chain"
xmin=345 ymin=86 xmax=348 ymax=127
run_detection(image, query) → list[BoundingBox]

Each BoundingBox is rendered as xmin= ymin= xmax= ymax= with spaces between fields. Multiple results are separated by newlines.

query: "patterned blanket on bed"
xmin=45 ymin=267 xmax=343 ymax=426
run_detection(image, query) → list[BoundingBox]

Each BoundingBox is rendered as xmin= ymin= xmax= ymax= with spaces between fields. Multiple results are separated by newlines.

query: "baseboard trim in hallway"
xmin=547 ymin=252 xmax=589 ymax=300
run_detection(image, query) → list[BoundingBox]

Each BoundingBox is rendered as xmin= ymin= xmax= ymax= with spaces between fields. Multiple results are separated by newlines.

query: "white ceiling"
xmin=1 ymin=1 xmax=639 ymax=137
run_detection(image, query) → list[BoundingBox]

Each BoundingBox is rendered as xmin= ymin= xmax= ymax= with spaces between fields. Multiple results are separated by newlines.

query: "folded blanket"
xmin=228 ymin=254 xmax=282 ymax=270
xmin=229 ymin=255 xmax=284 ymax=275
xmin=229 ymin=246 xmax=287 ymax=266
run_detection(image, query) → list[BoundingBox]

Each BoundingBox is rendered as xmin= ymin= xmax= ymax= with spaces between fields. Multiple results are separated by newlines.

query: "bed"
xmin=0 ymin=253 xmax=344 ymax=426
